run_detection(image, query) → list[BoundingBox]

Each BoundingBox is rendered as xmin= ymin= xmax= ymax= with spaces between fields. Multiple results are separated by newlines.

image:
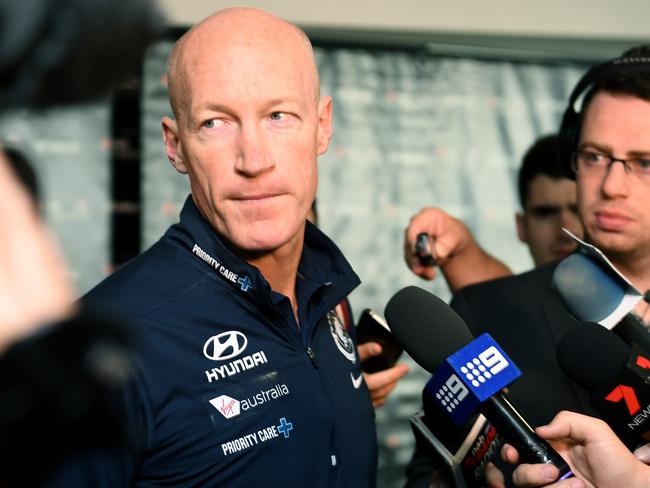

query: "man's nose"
xmin=234 ymin=124 xmax=274 ymax=176
xmin=601 ymin=160 xmax=630 ymax=198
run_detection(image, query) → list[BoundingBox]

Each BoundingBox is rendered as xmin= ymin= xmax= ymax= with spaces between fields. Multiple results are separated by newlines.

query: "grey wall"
xmin=0 ymin=103 xmax=111 ymax=295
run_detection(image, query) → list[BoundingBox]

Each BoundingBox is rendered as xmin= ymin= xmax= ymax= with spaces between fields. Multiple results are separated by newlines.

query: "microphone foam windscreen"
xmin=0 ymin=0 xmax=164 ymax=108
xmin=556 ymin=322 xmax=630 ymax=392
xmin=384 ymin=286 xmax=472 ymax=373
xmin=552 ymin=253 xmax=624 ymax=322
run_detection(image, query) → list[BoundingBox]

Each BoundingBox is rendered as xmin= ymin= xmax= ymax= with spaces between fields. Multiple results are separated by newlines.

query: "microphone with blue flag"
xmin=385 ymin=286 xmax=573 ymax=480
xmin=425 ymin=333 xmax=521 ymax=426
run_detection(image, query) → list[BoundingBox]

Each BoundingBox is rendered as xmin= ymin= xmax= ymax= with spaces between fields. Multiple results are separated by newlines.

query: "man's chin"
xmin=233 ymin=230 xmax=301 ymax=255
xmin=553 ymin=248 xmax=577 ymax=260
xmin=586 ymin=230 xmax=637 ymax=256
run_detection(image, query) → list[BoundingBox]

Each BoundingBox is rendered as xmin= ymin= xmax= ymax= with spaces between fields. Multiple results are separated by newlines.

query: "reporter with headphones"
xmin=404 ymin=45 xmax=650 ymax=488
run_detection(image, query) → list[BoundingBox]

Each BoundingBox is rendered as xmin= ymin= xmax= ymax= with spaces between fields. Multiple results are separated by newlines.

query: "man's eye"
xmin=585 ymin=152 xmax=605 ymax=164
xmin=634 ymin=158 xmax=650 ymax=173
xmin=203 ymin=119 xmax=216 ymax=129
xmin=529 ymin=206 xmax=561 ymax=218
xmin=270 ymin=112 xmax=284 ymax=121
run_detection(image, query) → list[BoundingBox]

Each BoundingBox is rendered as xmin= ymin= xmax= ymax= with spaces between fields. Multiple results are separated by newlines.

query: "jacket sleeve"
xmin=42 ymin=372 xmax=149 ymax=487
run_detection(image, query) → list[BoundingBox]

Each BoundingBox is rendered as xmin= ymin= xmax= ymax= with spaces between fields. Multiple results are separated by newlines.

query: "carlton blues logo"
xmin=327 ymin=309 xmax=356 ymax=363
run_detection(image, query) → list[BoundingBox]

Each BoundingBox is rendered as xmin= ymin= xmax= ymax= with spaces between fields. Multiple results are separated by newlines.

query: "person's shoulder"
xmin=453 ymin=260 xmax=559 ymax=307
xmin=83 ymin=239 xmax=210 ymax=317
xmin=452 ymin=261 xmax=562 ymax=337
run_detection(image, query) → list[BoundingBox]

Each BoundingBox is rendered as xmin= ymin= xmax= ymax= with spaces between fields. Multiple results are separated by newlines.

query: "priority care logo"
xmin=192 ymin=243 xmax=254 ymax=292
xmin=220 ymin=418 xmax=294 ymax=457
xmin=203 ymin=331 xmax=268 ymax=383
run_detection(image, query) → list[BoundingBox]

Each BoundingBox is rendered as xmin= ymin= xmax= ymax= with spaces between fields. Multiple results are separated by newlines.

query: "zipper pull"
xmin=306 ymin=347 xmax=319 ymax=368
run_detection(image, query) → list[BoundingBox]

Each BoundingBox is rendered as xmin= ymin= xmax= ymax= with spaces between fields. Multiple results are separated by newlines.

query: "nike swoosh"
xmin=350 ymin=372 xmax=363 ymax=389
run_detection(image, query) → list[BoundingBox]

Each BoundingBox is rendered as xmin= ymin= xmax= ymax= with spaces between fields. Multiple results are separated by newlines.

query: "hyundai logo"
xmin=203 ymin=331 xmax=248 ymax=361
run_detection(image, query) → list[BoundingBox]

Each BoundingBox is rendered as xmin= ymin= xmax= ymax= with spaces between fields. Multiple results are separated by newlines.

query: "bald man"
xmin=52 ymin=8 xmax=377 ymax=487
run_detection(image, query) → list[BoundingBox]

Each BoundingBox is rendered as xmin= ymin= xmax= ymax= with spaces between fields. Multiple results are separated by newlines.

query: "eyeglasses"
xmin=571 ymin=150 xmax=650 ymax=182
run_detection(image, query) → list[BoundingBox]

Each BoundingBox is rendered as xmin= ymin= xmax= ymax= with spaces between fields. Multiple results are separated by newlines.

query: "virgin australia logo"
xmin=203 ymin=331 xmax=248 ymax=361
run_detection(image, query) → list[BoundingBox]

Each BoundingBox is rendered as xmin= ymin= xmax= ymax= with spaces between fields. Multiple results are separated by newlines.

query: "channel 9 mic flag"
xmin=386 ymin=286 xmax=572 ymax=478
xmin=425 ymin=334 xmax=521 ymax=425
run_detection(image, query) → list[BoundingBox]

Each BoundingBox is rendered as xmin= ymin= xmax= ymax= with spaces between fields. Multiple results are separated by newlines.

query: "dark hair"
xmin=4 ymin=146 xmax=39 ymax=202
xmin=558 ymin=44 xmax=650 ymax=178
xmin=517 ymin=134 xmax=564 ymax=209
xmin=579 ymin=45 xmax=650 ymax=126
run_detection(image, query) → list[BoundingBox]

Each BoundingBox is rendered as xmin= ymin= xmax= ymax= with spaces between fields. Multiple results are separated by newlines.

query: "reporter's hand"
xmin=502 ymin=411 xmax=650 ymax=488
xmin=357 ymin=342 xmax=409 ymax=407
xmin=484 ymin=461 xmax=506 ymax=488
xmin=403 ymin=207 xmax=511 ymax=291
xmin=404 ymin=207 xmax=471 ymax=280
xmin=0 ymin=152 xmax=74 ymax=352
xmin=634 ymin=443 xmax=650 ymax=465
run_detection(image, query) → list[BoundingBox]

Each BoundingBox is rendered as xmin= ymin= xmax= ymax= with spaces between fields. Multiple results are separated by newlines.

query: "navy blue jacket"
xmin=51 ymin=196 xmax=377 ymax=487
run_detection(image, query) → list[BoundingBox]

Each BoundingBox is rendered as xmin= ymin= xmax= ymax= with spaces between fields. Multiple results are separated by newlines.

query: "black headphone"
xmin=558 ymin=53 xmax=650 ymax=179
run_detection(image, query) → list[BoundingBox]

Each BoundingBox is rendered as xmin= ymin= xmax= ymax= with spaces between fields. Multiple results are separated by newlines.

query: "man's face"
xmin=516 ymin=175 xmax=582 ymax=266
xmin=163 ymin=26 xmax=332 ymax=255
xmin=576 ymin=92 xmax=650 ymax=262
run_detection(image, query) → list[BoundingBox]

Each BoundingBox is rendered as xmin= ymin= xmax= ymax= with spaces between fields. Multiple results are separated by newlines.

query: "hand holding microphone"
xmin=385 ymin=286 xmax=572 ymax=480
xmin=402 ymin=208 xmax=511 ymax=289
xmin=501 ymin=411 xmax=650 ymax=488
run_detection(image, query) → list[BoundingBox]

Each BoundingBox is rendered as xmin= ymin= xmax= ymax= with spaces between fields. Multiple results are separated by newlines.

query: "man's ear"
xmin=162 ymin=116 xmax=187 ymax=174
xmin=316 ymin=96 xmax=333 ymax=156
xmin=515 ymin=212 xmax=528 ymax=244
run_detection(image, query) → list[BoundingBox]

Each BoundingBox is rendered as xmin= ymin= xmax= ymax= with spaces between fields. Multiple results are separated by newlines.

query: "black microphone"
xmin=385 ymin=286 xmax=572 ymax=478
xmin=553 ymin=253 xmax=650 ymax=352
xmin=557 ymin=322 xmax=650 ymax=448
xmin=0 ymin=0 xmax=164 ymax=108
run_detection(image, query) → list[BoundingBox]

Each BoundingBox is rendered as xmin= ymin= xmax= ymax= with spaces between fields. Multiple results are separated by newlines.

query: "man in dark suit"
xmin=404 ymin=45 xmax=650 ymax=487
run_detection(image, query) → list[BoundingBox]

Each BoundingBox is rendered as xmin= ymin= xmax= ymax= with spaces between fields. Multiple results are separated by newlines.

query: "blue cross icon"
xmin=277 ymin=417 xmax=293 ymax=438
xmin=238 ymin=276 xmax=253 ymax=292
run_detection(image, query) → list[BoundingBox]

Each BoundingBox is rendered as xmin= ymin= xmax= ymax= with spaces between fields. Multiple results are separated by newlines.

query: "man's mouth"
xmin=595 ymin=210 xmax=632 ymax=231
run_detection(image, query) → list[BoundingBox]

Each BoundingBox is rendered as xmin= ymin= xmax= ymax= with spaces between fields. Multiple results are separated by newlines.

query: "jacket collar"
xmin=165 ymin=196 xmax=360 ymax=317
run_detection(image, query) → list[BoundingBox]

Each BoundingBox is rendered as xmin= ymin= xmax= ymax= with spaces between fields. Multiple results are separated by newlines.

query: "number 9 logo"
xmin=479 ymin=346 xmax=509 ymax=375
xmin=446 ymin=374 xmax=469 ymax=402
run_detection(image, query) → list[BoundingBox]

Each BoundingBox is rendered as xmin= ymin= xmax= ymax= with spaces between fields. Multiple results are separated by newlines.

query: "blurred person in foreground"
xmin=0 ymin=0 xmax=162 ymax=485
